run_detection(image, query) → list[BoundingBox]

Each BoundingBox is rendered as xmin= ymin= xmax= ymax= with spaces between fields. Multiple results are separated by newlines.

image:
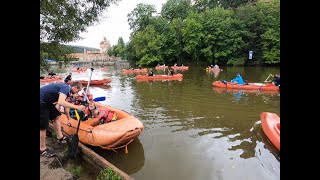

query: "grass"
xmin=96 ymin=167 xmax=122 ymax=180
xmin=66 ymin=165 xmax=83 ymax=177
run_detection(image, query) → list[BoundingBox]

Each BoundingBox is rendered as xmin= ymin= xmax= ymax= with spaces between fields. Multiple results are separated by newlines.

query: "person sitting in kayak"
xmin=231 ymin=72 xmax=245 ymax=85
xmin=168 ymin=67 xmax=174 ymax=76
xmin=147 ymin=69 xmax=154 ymax=76
xmin=272 ymin=74 xmax=280 ymax=86
xmin=48 ymin=72 xmax=56 ymax=78
xmin=64 ymin=73 xmax=72 ymax=83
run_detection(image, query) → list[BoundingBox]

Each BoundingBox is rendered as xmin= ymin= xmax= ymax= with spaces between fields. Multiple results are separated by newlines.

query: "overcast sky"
xmin=66 ymin=0 xmax=167 ymax=49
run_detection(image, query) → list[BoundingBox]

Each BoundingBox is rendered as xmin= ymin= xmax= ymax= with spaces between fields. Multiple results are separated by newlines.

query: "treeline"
xmin=108 ymin=0 xmax=279 ymax=66
xmin=66 ymin=45 xmax=100 ymax=53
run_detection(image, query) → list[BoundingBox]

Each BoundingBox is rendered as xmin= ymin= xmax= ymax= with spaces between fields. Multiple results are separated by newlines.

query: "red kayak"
xmin=172 ymin=66 xmax=189 ymax=70
xmin=260 ymin=112 xmax=280 ymax=151
xmin=212 ymin=81 xmax=279 ymax=91
xmin=136 ymin=73 xmax=183 ymax=81
xmin=67 ymin=78 xmax=111 ymax=85
xmin=122 ymin=68 xmax=148 ymax=73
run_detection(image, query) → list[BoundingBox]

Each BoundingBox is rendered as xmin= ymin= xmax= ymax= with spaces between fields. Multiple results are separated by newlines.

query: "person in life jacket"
xmin=84 ymin=100 xmax=117 ymax=124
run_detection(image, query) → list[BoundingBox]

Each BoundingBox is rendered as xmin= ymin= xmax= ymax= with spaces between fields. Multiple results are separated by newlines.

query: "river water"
xmin=43 ymin=65 xmax=280 ymax=180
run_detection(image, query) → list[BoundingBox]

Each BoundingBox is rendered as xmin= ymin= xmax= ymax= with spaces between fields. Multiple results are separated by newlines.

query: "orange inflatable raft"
xmin=136 ymin=73 xmax=183 ymax=81
xmin=40 ymin=76 xmax=62 ymax=83
xmin=122 ymin=68 xmax=148 ymax=73
xmin=206 ymin=67 xmax=220 ymax=73
xmin=155 ymin=66 xmax=168 ymax=70
xmin=60 ymin=103 xmax=144 ymax=151
xmin=67 ymin=78 xmax=111 ymax=85
xmin=260 ymin=112 xmax=280 ymax=151
xmin=72 ymin=68 xmax=87 ymax=72
xmin=172 ymin=66 xmax=189 ymax=70
xmin=212 ymin=81 xmax=279 ymax=91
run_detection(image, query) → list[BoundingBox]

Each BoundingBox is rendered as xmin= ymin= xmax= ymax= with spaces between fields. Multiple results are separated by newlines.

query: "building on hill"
xmin=68 ymin=37 xmax=111 ymax=64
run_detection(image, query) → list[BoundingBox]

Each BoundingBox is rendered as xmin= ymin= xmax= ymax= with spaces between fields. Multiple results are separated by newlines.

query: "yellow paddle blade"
xmin=74 ymin=110 xmax=80 ymax=121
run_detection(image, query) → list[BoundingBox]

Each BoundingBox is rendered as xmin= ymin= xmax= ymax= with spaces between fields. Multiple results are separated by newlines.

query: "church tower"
xmin=100 ymin=37 xmax=111 ymax=53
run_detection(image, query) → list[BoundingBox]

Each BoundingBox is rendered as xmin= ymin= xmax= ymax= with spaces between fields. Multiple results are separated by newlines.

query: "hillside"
xmin=64 ymin=45 xmax=100 ymax=53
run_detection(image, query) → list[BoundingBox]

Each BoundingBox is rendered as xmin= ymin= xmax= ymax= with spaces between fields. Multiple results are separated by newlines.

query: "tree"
xmin=127 ymin=3 xmax=157 ymax=33
xmin=41 ymin=0 xmax=120 ymax=43
xmin=161 ymin=0 xmax=192 ymax=22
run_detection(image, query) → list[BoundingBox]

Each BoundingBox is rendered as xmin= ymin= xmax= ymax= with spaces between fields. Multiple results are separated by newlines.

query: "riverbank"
xmin=40 ymin=134 xmax=76 ymax=180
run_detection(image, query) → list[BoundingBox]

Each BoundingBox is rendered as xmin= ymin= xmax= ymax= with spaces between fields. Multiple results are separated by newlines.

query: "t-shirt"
xmin=40 ymin=83 xmax=71 ymax=104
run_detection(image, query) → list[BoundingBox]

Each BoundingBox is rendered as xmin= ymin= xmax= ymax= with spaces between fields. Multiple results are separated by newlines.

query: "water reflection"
xmin=91 ymin=138 xmax=145 ymax=175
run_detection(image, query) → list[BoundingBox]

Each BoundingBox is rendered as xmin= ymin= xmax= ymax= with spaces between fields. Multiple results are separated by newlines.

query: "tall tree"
xmin=127 ymin=3 xmax=157 ymax=33
xmin=161 ymin=0 xmax=192 ymax=22
xmin=40 ymin=0 xmax=120 ymax=43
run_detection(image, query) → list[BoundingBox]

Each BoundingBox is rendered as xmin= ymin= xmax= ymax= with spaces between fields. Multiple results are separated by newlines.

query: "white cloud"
xmin=66 ymin=0 xmax=166 ymax=49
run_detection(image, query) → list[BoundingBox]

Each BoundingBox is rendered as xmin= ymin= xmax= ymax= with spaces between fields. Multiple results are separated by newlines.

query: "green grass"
xmin=66 ymin=165 xmax=83 ymax=177
xmin=96 ymin=167 xmax=122 ymax=180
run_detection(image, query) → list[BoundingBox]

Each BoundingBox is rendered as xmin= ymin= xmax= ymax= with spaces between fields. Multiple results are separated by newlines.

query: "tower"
xmin=100 ymin=37 xmax=110 ymax=53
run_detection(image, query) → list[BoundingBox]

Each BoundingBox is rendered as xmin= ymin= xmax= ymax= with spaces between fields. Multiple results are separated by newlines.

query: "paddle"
xmin=68 ymin=68 xmax=93 ymax=159
xmin=259 ymin=74 xmax=273 ymax=91
xmin=68 ymin=109 xmax=81 ymax=159
xmin=93 ymin=96 xmax=106 ymax=101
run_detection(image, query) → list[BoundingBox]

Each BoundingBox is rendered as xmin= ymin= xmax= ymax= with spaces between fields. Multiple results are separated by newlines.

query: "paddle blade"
xmin=68 ymin=134 xmax=79 ymax=159
xmin=93 ymin=96 xmax=106 ymax=102
xmin=75 ymin=110 xmax=80 ymax=121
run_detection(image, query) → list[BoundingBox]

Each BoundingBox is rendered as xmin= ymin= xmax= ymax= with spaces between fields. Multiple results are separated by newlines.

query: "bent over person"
xmin=40 ymin=81 xmax=86 ymax=157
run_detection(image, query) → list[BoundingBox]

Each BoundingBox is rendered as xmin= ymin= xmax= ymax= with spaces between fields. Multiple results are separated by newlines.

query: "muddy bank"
xmin=40 ymin=131 xmax=100 ymax=180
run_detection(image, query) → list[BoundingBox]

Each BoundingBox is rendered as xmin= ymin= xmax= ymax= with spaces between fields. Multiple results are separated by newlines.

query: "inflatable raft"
xmin=67 ymin=78 xmax=111 ymax=85
xmin=122 ymin=68 xmax=148 ymax=73
xmin=40 ymin=76 xmax=62 ymax=83
xmin=73 ymin=68 xmax=87 ymax=73
xmin=60 ymin=103 xmax=144 ymax=151
xmin=155 ymin=66 xmax=168 ymax=70
xmin=206 ymin=67 xmax=221 ymax=73
xmin=260 ymin=112 xmax=280 ymax=151
xmin=136 ymin=73 xmax=183 ymax=81
xmin=172 ymin=66 xmax=189 ymax=70
xmin=212 ymin=81 xmax=279 ymax=91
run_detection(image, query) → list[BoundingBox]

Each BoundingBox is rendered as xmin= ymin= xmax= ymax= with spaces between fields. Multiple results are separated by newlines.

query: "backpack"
xmin=100 ymin=110 xmax=117 ymax=124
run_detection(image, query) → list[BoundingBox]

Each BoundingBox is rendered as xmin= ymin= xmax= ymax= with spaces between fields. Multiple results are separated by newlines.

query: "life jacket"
xmin=97 ymin=107 xmax=117 ymax=124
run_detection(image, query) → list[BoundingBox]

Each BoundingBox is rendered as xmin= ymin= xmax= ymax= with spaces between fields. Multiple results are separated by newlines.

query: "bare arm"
xmin=57 ymin=93 xmax=85 ymax=111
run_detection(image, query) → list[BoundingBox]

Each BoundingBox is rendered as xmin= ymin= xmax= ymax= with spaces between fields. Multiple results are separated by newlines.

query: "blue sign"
xmin=249 ymin=51 xmax=253 ymax=59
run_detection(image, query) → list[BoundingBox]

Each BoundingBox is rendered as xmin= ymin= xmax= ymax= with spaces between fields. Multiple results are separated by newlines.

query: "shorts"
xmin=40 ymin=102 xmax=62 ymax=130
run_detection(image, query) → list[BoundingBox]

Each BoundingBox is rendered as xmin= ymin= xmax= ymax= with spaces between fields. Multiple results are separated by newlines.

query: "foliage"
xmin=66 ymin=165 xmax=83 ymax=177
xmin=122 ymin=0 xmax=280 ymax=66
xmin=127 ymin=3 xmax=157 ymax=33
xmin=96 ymin=167 xmax=122 ymax=180
xmin=161 ymin=0 xmax=192 ymax=22
xmin=40 ymin=0 xmax=120 ymax=43
xmin=40 ymin=0 xmax=119 ymax=69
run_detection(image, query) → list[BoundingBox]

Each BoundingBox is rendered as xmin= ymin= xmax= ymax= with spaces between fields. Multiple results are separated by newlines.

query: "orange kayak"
xmin=212 ymin=81 xmax=279 ymax=91
xmin=40 ymin=76 xmax=62 ymax=83
xmin=67 ymin=78 xmax=111 ymax=85
xmin=122 ymin=68 xmax=148 ymax=73
xmin=172 ymin=66 xmax=189 ymax=70
xmin=260 ymin=112 xmax=280 ymax=151
xmin=136 ymin=73 xmax=183 ymax=81
xmin=72 ymin=68 xmax=87 ymax=72
xmin=60 ymin=103 xmax=144 ymax=150
xmin=155 ymin=66 xmax=168 ymax=70
xmin=212 ymin=87 xmax=279 ymax=96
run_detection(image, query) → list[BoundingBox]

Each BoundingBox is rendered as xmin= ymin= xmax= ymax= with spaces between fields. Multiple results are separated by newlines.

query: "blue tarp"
xmin=44 ymin=59 xmax=57 ymax=63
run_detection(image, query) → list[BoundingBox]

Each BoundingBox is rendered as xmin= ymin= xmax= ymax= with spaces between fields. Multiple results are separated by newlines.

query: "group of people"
xmin=146 ymin=67 xmax=174 ymax=76
xmin=40 ymin=78 xmax=117 ymax=157
xmin=223 ymin=72 xmax=280 ymax=87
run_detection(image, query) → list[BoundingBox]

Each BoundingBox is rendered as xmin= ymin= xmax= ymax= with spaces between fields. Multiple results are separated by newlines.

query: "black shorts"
xmin=40 ymin=102 xmax=61 ymax=130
